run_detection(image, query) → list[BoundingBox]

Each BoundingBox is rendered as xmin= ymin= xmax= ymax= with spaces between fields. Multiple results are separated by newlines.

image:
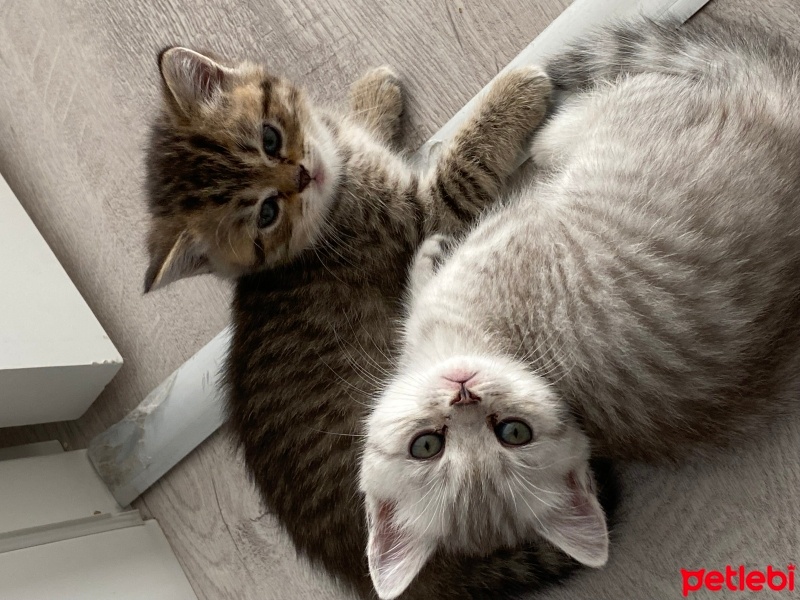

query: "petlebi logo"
xmin=681 ymin=565 xmax=796 ymax=596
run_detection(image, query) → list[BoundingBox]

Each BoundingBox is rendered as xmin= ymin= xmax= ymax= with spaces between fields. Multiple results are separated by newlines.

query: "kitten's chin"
xmin=309 ymin=157 xmax=340 ymax=207
xmin=311 ymin=138 xmax=343 ymax=206
xmin=297 ymin=121 xmax=344 ymax=251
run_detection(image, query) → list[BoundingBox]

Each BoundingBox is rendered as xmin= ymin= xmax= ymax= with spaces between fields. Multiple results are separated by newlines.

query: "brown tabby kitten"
xmin=144 ymin=47 xmax=617 ymax=599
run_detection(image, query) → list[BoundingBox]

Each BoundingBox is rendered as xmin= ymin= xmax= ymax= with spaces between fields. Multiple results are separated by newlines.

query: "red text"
xmin=681 ymin=565 xmax=795 ymax=596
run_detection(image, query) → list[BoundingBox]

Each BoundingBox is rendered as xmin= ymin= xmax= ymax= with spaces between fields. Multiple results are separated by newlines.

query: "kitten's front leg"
xmin=424 ymin=66 xmax=551 ymax=232
xmin=348 ymin=66 xmax=405 ymax=146
xmin=407 ymin=234 xmax=454 ymax=303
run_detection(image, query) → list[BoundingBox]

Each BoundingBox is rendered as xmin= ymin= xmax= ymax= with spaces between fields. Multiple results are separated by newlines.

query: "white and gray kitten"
xmin=360 ymin=16 xmax=800 ymax=599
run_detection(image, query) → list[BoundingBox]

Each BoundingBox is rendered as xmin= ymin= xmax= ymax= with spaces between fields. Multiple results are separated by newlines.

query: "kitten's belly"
xmin=535 ymin=211 xmax=798 ymax=458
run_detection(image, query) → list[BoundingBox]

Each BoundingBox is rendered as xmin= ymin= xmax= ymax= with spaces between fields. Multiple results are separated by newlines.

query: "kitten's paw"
xmin=413 ymin=234 xmax=454 ymax=278
xmin=450 ymin=65 xmax=551 ymax=185
xmin=409 ymin=234 xmax=454 ymax=299
xmin=355 ymin=66 xmax=403 ymax=92
xmin=349 ymin=66 xmax=405 ymax=144
xmin=485 ymin=65 xmax=552 ymax=116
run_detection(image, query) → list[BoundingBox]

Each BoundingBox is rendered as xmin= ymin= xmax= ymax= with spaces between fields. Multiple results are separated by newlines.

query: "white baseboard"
xmin=0 ymin=446 xmax=197 ymax=599
xmin=0 ymin=520 xmax=197 ymax=600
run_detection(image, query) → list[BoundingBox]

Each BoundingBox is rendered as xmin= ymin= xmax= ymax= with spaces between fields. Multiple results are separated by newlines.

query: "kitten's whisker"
xmin=226 ymin=222 xmax=242 ymax=262
xmin=508 ymin=472 xmax=549 ymax=534
xmin=517 ymin=454 xmax=581 ymax=471
xmin=318 ymin=219 xmax=360 ymax=270
xmin=311 ymin=245 xmax=348 ymax=285
xmin=532 ymin=329 xmax=574 ymax=382
xmin=407 ymin=478 xmax=439 ymax=512
xmin=304 ymin=426 xmax=366 ymax=438
xmin=340 ymin=317 xmax=394 ymax=376
xmin=510 ymin=471 xmax=560 ymax=511
xmin=506 ymin=480 xmax=520 ymax=515
xmin=352 ymin=321 xmax=399 ymax=370
xmin=512 ymin=470 xmax=570 ymax=498
xmin=334 ymin=332 xmax=393 ymax=389
xmin=313 ymin=352 xmax=373 ymax=400
xmin=328 ymin=331 xmax=388 ymax=390
xmin=521 ymin=324 xmax=562 ymax=365
xmin=419 ymin=486 xmax=444 ymax=539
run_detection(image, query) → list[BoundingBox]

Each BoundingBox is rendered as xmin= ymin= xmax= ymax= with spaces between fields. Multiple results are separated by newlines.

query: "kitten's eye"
xmin=409 ymin=432 xmax=444 ymax=459
xmin=494 ymin=420 xmax=533 ymax=446
xmin=262 ymin=124 xmax=282 ymax=157
xmin=258 ymin=196 xmax=280 ymax=228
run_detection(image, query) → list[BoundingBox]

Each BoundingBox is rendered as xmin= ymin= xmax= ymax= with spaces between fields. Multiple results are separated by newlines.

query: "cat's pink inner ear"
xmin=159 ymin=47 xmax=230 ymax=114
xmin=366 ymin=500 xmax=435 ymax=600
xmin=144 ymin=230 xmax=211 ymax=293
xmin=534 ymin=469 xmax=609 ymax=568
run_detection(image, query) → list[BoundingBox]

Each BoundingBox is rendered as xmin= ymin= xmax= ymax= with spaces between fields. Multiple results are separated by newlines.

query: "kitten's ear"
xmin=366 ymin=500 xmax=436 ymax=600
xmin=534 ymin=468 xmax=609 ymax=568
xmin=144 ymin=230 xmax=211 ymax=293
xmin=158 ymin=47 xmax=233 ymax=116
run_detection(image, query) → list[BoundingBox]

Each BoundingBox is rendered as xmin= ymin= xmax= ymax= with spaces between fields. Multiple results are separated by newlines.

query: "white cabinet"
xmin=0 ymin=174 xmax=122 ymax=426
xmin=0 ymin=443 xmax=198 ymax=600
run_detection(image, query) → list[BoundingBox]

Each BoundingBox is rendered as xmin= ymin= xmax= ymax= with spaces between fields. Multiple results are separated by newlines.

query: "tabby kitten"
xmin=143 ymin=47 xmax=614 ymax=599
xmin=361 ymin=15 xmax=800 ymax=598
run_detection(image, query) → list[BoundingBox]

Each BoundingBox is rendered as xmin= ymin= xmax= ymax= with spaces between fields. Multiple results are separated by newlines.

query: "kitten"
xmin=142 ymin=47 xmax=615 ymax=599
xmin=361 ymin=15 xmax=800 ymax=598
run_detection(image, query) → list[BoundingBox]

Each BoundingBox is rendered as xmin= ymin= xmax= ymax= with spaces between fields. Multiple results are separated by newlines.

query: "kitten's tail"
xmin=546 ymin=15 xmax=781 ymax=93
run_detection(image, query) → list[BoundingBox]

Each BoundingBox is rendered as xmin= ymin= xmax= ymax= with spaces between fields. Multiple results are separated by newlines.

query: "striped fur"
xmin=143 ymin=53 xmax=606 ymax=598
xmin=363 ymin=14 xmax=800 ymax=597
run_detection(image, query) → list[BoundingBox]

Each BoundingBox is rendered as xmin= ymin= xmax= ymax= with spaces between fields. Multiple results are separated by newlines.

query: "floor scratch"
xmin=210 ymin=475 xmax=258 ymax=585
xmin=42 ymin=44 xmax=61 ymax=104
xmin=77 ymin=118 xmax=88 ymax=146
xmin=211 ymin=475 xmax=236 ymax=544
xmin=61 ymin=79 xmax=78 ymax=123
xmin=30 ymin=30 xmax=44 ymax=72
xmin=445 ymin=2 xmax=464 ymax=51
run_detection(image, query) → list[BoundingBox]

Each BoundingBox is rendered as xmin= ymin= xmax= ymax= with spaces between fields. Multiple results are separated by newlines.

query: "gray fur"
xmin=362 ymin=16 xmax=800 ymax=597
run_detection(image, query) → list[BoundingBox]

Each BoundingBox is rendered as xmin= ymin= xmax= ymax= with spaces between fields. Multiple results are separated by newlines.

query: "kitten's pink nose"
xmin=444 ymin=372 xmax=480 ymax=406
xmin=296 ymin=165 xmax=312 ymax=193
xmin=442 ymin=369 xmax=481 ymax=406
xmin=443 ymin=371 xmax=476 ymax=386
xmin=450 ymin=384 xmax=481 ymax=406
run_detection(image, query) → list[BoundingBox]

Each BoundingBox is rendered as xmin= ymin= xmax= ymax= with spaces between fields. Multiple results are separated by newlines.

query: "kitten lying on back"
xmin=361 ymin=15 xmax=800 ymax=599
xmin=142 ymin=45 xmax=619 ymax=598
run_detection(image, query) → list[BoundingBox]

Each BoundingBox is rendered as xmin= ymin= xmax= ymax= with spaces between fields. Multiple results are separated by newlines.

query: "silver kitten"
xmin=360 ymin=16 xmax=800 ymax=599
